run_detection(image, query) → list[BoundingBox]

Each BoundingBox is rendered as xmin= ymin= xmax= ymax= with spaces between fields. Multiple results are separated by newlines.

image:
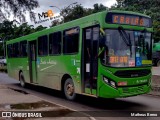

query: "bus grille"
xmin=114 ymin=69 xmax=151 ymax=78
xmin=122 ymin=86 xmax=144 ymax=94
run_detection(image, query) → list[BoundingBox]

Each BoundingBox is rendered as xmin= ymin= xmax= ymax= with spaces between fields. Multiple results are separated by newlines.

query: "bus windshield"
xmin=101 ymin=29 xmax=152 ymax=67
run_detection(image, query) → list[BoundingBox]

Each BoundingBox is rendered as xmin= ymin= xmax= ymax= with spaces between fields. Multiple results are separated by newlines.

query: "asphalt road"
xmin=0 ymin=72 xmax=160 ymax=120
xmin=152 ymin=67 xmax=160 ymax=76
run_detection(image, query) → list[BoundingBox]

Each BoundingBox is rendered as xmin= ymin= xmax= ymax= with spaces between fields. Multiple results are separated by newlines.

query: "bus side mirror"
xmin=99 ymin=34 xmax=111 ymax=47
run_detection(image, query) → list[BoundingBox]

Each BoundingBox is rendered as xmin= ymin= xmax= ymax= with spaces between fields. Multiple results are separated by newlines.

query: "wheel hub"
xmin=66 ymin=83 xmax=74 ymax=96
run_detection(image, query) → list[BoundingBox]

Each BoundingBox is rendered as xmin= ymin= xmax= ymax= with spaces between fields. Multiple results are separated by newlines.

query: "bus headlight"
xmin=103 ymin=77 xmax=109 ymax=83
xmin=110 ymin=81 xmax=116 ymax=88
xmin=103 ymin=76 xmax=117 ymax=88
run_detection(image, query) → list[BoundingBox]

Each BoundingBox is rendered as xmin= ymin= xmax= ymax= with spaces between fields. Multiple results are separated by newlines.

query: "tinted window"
xmin=7 ymin=44 xmax=13 ymax=58
xmin=38 ymin=35 xmax=48 ymax=56
xmin=20 ymin=41 xmax=27 ymax=57
xmin=100 ymin=29 xmax=152 ymax=67
xmin=49 ymin=32 xmax=61 ymax=55
xmin=63 ymin=27 xmax=79 ymax=54
xmin=13 ymin=43 xmax=19 ymax=58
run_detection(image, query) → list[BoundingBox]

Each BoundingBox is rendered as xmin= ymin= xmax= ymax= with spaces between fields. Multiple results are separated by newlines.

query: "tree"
xmin=92 ymin=3 xmax=108 ymax=13
xmin=50 ymin=19 xmax=62 ymax=27
xmin=51 ymin=3 xmax=108 ymax=27
xmin=0 ymin=20 xmax=15 ymax=40
xmin=0 ymin=0 xmax=39 ymax=22
xmin=34 ymin=25 xmax=47 ymax=32
xmin=0 ymin=20 xmax=47 ymax=56
xmin=60 ymin=4 xmax=85 ymax=23
xmin=153 ymin=21 xmax=160 ymax=41
xmin=0 ymin=43 xmax=3 ymax=56
xmin=0 ymin=20 xmax=47 ymax=40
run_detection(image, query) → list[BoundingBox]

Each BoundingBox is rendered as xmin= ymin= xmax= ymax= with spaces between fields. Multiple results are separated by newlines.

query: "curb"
xmin=7 ymin=85 xmax=96 ymax=120
xmin=145 ymin=94 xmax=160 ymax=98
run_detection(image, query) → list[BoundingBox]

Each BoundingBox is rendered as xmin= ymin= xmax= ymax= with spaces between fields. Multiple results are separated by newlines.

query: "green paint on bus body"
xmin=153 ymin=43 xmax=160 ymax=52
xmin=6 ymin=10 xmax=153 ymax=99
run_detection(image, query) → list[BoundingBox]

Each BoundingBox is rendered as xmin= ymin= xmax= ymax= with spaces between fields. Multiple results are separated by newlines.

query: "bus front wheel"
xmin=19 ymin=72 xmax=26 ymax=87
xmin=64 ymin=78 xmax=76 ymax=100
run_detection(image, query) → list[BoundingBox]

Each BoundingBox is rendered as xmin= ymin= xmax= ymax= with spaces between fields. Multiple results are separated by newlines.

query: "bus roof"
xmin=108 ymin=10 xmax=151 ymax=18
xmin=6 ymin=10 xmax=151 ymax=44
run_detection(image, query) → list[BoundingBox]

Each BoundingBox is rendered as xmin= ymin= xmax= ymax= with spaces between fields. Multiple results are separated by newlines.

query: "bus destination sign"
xmin=106 ymin=13 xmax=152 ymax=27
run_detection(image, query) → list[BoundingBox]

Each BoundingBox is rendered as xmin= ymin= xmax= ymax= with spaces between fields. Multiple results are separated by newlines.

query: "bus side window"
xmin=63 ymin=27 xmax=79 ymax=54
xmin=38 ymin=35 xmax=48 ymax=56
xmin=13 ymin=43 xmax=20 ymax=58
xmin=7 ymin=44 xmax=12 ymax=58
xmin=86 ymin=28 xmax=92 ymax=59
xmin=38 ymin=50 xmax=43 ymax=55
xmin=20 ymin=41 xmax=27 ymax=57
xmin=49 ymin=31 xmax=61 ymax=55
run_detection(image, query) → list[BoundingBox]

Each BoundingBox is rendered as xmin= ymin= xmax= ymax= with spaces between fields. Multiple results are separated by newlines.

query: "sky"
xmin=22 ymin=0 xmax=117 ymax=27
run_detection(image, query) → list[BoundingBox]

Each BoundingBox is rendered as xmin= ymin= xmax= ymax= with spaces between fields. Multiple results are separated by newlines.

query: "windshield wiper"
xmin=118 ymin=26 xmax=132 ymax=46
xmin=118 ymin=26 xmax=132 ymax=56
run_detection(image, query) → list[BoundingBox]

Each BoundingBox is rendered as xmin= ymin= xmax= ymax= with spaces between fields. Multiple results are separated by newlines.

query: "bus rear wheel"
xmin=19 ymin=72 xmax=26 ymax=87
xmin=64 ymin=78 xmax=76 ymax=100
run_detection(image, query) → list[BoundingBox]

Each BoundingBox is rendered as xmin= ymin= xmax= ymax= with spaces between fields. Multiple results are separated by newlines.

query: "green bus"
xmin=6 ymin=10 xmax=153 ymax=100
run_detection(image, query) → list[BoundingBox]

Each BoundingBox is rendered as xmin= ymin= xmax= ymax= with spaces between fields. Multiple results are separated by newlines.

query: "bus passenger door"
xmin=28 ymin=40 xmax=37 ymax=83
xmin=82 ymin=26 xmax=99 ymax=95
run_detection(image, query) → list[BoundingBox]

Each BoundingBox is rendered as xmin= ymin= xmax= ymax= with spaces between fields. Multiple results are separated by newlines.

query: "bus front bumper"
xmin=99 ymin=84 xmax=151 ymax=98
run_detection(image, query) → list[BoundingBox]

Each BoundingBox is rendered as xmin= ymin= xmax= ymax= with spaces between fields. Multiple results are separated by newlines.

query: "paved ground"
xmin=151 ymin=67 xmax=160 ymax=96
xmin=0 ymin=78 xmax=91 ymax=120
xmin=0 ymin=73 xmax=160 ymax=120
xmin=152 ymin=67 xmax=160 ymax=76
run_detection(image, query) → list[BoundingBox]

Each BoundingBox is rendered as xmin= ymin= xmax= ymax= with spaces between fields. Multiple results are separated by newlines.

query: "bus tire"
xmin=64 ymin=78 xmax=76 ymax=100
xmin=19 ymin=72 xmax=26 ymax=87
